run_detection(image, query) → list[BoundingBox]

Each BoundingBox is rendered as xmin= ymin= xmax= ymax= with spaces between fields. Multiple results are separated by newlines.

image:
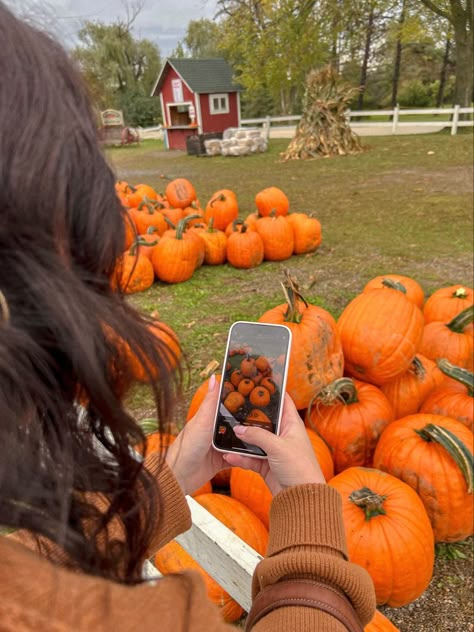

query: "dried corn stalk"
xmin=282 ymin=66 xmax=363 ymax=161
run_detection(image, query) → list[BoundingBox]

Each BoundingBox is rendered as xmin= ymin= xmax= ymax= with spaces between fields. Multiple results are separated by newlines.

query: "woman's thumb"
xmin=233 ymin=423 xmax=278 ymax=454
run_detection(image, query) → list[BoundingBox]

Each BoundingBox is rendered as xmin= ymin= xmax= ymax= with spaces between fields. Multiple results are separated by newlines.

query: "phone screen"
xmin=212 ymin=321 xmax=291 ymax=457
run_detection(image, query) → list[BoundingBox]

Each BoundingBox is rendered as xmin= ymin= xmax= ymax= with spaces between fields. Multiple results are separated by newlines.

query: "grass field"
xmin=107 ymin=133 xmax=473 ymax=425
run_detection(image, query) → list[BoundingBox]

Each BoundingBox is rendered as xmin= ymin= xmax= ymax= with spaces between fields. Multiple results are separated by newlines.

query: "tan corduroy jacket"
xmin=0 ymin=453 xmax=375 ymax=631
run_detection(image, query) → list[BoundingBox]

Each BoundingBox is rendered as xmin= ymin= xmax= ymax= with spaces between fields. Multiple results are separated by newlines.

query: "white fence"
xmin=241 ymin=105 xmax=474 ymax=137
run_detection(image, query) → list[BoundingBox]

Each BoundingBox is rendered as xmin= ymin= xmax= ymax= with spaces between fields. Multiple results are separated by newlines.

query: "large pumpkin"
xmin=420 ymin=359 xmax=473 ymax=431
xmin=329 ymin=467 xmax=434 ymax=607
xmin=365 ymin=610 xmax=400 ymax=632
xmin=259 ymin=271 xmax=344 ymax=409
xmin=418 ymin=305 xmax=474 ymax=371
xmin=154 ymin=493 xmax=268 ymax=622
xmin=255 ymin=186 xmax=289 ymax=217
xmin=230 ymin=427 xmax=334 ymax=528
xmin=305 ymin=377 xmax=394 ymax=473
xmin=152 ymin=216 xmax=199 ymax=283
xmin=165 ymin=178 xmax=197 ymax=209
xmin=226 ymin=223 xmax=264 ymax=269
xmin=336 ymin=280 xmax=424 ymax=385
xmin=373 ymin=413 xmax=474 ymax=542
xmin=423 ymin=284 xmax=473 ymax=324
xmin=204 ymin=189 xmax=238 ymax=231
xmin=116 ymin=246 xmax=154 ymax=294
xmin=255 ymin=213 xmax=294 ymax=261
xmin=286 ymin=213 xmax=322 ymax=255
xmin=363 ymin=275 xmax=424 ymax=309
xmin=379 ymin=354 xmax=444 ymax=419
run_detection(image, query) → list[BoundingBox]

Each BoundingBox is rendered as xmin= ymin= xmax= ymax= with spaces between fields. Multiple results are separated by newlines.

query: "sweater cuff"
xmin=267 ymin=484 xmax=348 ymax=559
xmin=144 ymin=454 xmax=192 ymax=556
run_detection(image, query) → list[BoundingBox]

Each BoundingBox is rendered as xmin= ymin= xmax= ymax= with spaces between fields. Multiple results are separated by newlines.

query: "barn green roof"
xmin=152 ymin=58 xmax=241 ymax=96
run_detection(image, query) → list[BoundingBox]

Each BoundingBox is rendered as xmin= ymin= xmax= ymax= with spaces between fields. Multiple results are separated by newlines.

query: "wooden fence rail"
xmin=241 ymin=105 xmax=474 ymax=137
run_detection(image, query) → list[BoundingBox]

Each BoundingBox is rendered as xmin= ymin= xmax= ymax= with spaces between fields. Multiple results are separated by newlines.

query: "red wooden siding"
xmin=198 ymin=92 xmax=239 ymax=133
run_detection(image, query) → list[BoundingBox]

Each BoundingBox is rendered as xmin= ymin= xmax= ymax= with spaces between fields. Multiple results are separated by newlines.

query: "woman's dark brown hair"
xmin=0 ymin=2 xmax=180 ymax=582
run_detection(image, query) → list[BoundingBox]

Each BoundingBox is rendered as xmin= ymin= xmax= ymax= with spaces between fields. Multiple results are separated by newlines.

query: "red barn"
xmin=151 ymin=58 xmax=241 ymax=151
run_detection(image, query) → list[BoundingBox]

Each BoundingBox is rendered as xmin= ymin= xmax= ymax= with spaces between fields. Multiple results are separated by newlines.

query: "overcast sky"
xmin=6 ymin=0 xmax=218 ymax=56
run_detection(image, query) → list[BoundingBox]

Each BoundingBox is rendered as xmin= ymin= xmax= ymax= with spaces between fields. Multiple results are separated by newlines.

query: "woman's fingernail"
xmin=234 ymin=424 xmax=246 ymax=435
xmin=208 ymin=373 xmax=216 ymax=392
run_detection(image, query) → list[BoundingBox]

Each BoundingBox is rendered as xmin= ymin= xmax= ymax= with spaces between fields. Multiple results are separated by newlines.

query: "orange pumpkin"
xmin=226 ymin=224 xmax=264 ymax=269
xmin=198 ymin=220 xmax=227 ymax=265
xmin=126 ymin=183 xmax=158 ymax=207
xmin=305 ymin=377 xmax=394 ymax=474
xmin=224 ymin=391 xmax=245 ymax=414
xmin=230 ymin=369 xmax=245 ymax=388
xmin=117 ymin=246 xmax=154 ymax=294
xmin=423 ymin=284 xmax=473 ymax=324
xmin=186 ymin=374 xmax=222 ymax=421
xmin=337 ymin=280 xmax=424 ymax=385
xmin=127 ymin=320 xmax=181 ymax=383
xmin=132 ymin=200 xmax=168 ymax=236
xmin=379 ymin=354 xmax=444 ymax=419
xmin=136 ymin=228 xmax=161 ymax=260
xmin=255 ymin=186 xmax=289 ymax=217
xmin=249 ymin=386 xmax=271 ymax=407
xmin=373 ymin=413 xmax=474 ymax=542
xmin=240 ymin=356 xmax=257 ymax=378
xmin=165 ymin=178 xmax=197 ymax=209
xmin=245 ymin=409 xmax=272 ymax=425
xmin=418 ymin=305 xmax=474 ymax=371
xmin=260 ymin=377 xmax=276 ymax=394
xmin=259 ymin=271 xmax=344 ymax=409
xmin=152 ymin=216 xmax=199 ymax=284
xmin=155 ymin=493 xmax=268 ymax=622
xmin=420 ymin=359 xmax=473 ymax=430
xmin=237 ymin=378 xmax=254 ymax=396
xmin=365 ymin=610 xmax=400 ymax=631
xmin=329 ymin=467 xmax=434 ymax=607
xmin=286 ymin=213 xmax=322 ymax=255
xmin=204 ymin=189 xmax=238 ymax=231
xmin=363 ymin=275 xmax=425 ymax=309
xmin=230 ymin=427 xmax=334 ymax=528
xmin=255 ymin=213 xmax=294 ymax=261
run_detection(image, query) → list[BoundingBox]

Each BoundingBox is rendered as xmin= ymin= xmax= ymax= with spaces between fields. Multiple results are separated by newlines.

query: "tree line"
xmin=70 ymin=0 xmax=472 ymax=126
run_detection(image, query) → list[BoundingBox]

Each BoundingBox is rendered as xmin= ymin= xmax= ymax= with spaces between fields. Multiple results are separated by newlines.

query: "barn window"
xmin=209 ymin=93 xmax=229 ymax=115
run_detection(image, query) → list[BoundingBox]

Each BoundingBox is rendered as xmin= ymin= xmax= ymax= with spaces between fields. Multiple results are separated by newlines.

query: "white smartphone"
xmin=212 ymin=321 xmax=292 ymax=458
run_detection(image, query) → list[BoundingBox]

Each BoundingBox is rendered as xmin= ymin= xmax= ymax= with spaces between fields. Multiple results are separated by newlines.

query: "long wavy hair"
xmin=0 ymin=3 xmax=180 ymax=582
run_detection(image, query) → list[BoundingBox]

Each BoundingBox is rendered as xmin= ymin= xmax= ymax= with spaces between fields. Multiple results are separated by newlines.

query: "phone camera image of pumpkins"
xmin=221 ymin=350 xmax=282 ymax=429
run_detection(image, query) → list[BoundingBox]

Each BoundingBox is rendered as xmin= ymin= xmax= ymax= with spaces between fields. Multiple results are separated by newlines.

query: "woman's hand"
xmin=223 ymin=393 xmax=326 ymax=496
xmin=165 ymin=374 xmax=228 ymax=496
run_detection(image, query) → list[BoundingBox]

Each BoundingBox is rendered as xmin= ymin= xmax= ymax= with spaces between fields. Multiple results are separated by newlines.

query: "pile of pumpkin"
xmin=141 ymin=273 xmax=473 ymax=630
xmin=115 ymin=178 xmax=322 ymax=292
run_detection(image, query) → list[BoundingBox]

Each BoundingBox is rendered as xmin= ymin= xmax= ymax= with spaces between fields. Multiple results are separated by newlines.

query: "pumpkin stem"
xmin=231 ymin=218 xmax=244 ymax=232
xmin=415 ymin=423 xmax=474 ymax=493
xmin=446 ymin=305 xmax=474 ymax=333
xmin=138 ymin=197 xmax=157 ymax=214
xmin=164 ymin=216 xmax=176 ymax=230
xmin=175 ymin=214 xmax=201 ymax=239
xmin=208 ymin=217 xmax=216 ymax=232
xmin=436 ymin=359 xmax=474 ymax=397
xmin=210 ymin=193 xmax=226 ymax=207
xmin=280 ymin=269 xmax=309 ymax=324
xmin=381 ymin=278 xmax=407 ymax=294
xmin=349 ymin=487 xmax=387 ymax=520
xmin=307 ymin=377 xmax=358 ymax=422
xmin=411 ymin=356 xmax=426 ymax=378
xmin=137 ymin=237 xmax=158 ymax=248
xmin=146 ymin=226 xmax=161 ymax=237
xmin=453 ymin=287 xmax=469 ymax=299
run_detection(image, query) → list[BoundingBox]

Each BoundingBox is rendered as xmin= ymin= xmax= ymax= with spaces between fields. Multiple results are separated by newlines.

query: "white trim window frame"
xmin=166 ymin=100 xmax=194 ymax=126
xmin=209 ymin=93 xmax=229 ymax=115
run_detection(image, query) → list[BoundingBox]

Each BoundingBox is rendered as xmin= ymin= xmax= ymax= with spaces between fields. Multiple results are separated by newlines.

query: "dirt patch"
xmin=359 ymin=166 xmax=473 ymax=195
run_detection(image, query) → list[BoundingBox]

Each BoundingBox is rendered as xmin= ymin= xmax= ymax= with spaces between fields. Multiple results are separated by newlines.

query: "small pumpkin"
xmin=117 ymin=244 xmax=154 ymax=294
xmin=226 ymin=223 xmax=264 ymax=269
xmin=240 ymin=355 xmax=257 ymax=378
xmin=165 ymin=178 xmax=197 ymax=209
xmin=329 ymin=466 xmax=434 ymax=607
xmin=255 ymin=186 xmax=289 ymax=217
xmin=237 ymin=378 xmax=254 ymax=396
xmin=373 ymin=413 xmax=474 ymax=542
xmin=198 ymin=219 xmax=227 ymax=265
xmin=152 ymin=216 xmax=199 ymax=284
xmin=224 ymin=391 xmax=245 ymax=414
xmin=260 ymin=377 xmax=276 ymax=394
xmin=132 ymin=200 xmax=168 ymax=236
xmin=249 ymin=386 xmax=271 ymax=407
xmin=230 ymin=369 xmax=245 ymax=388
xmin=255 ymin=356 xmax=271 ymax=374
xmin=286 ymin=213 xmax=322 ymax=255
xmin=204 ymin=189 xmax=238 ymax=231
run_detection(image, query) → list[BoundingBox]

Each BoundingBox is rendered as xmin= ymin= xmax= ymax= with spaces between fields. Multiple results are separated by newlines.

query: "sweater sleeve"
xmin=249 ymin=483 xmax=376 ymax=631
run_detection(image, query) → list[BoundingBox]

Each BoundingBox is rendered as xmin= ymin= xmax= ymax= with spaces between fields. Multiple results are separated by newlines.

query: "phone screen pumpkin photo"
xmin=212 ymin=321 xmax=292 ymax=458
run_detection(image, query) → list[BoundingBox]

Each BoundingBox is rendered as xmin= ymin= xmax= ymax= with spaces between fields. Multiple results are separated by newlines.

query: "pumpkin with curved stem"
xmin=225 ymin=218 xmax=257 ymax=236
xmin=230 ymin=427 xmax=334 ymax=528
xmin=240 ymin=355 xmax=257 ymax=378
xmin=380 ymin=354 xmax=444 ymax=419
xmin=418 ymin=305 xmax=474 ymax=371
xmin=117 ymin=243 xmax=154 ymax=294
xmin=259 ymin=270 xmax=344 ymax=409
xmin=363 ymin=275 xmax=425 ymax=309
xmin=255 ymin=213 xmax=294 ymax=261
xmin=152 ymin=216 xmax=199 ymax=283
xmin=336 ymin=279 xmax=424 ymax=385
xmin=136 ymin=227 xmax=161 ymax=259
xmin=287 ymin=213 xmax=322 ymax=255
xmin=255 ymin=186 xmax=289 ymax=217
xmin=423 ymin=284 xmax=474 ymax=324
xmin=420 ymin=359 xmax=473 ymax=430
xmin=132 ymin=200 xmax=168 ymax=236
xmin=155 ymin=493 xmax=268 ymax=622
xmin=226 ymin=223 xmax=264 ymax=269
xmin=364 ymin=610 xmax=400 ymax=631
xmin=165 ymin=177 xmax=196 ymax=209
xmin=204 ymin=189 xmax=238 ymax=231
xmin=305 ymin=377 xmax=394 ymax=473
xmin=373 ymin=413 xmax=474 ymax=542
xmin=197 ymin=219 xmax=227 ymax=265
xmin=329 ymin=466 xmax=434 ymax=607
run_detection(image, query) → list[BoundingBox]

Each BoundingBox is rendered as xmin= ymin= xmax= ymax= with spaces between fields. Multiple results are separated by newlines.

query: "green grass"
xmin=106 ymin=134 xmax=473 ymax=421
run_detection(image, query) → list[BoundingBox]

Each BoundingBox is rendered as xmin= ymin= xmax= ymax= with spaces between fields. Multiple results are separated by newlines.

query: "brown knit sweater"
xmin=0 ymin=454 xmax=375 ymax=631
